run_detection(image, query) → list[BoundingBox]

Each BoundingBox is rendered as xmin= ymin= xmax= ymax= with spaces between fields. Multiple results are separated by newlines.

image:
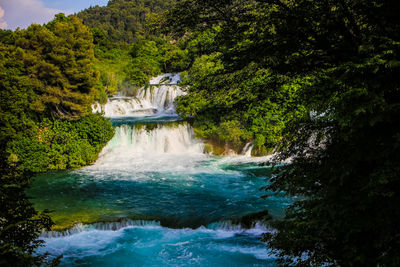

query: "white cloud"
xmin=0 ymin=0 xmax=69 ymax=30
xmin=0 ymin=5 xmax=7 ymax=29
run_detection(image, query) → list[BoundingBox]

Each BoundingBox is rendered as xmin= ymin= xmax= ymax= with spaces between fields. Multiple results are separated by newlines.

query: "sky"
xmin=0 ymin=0 xmax=109 ymax=30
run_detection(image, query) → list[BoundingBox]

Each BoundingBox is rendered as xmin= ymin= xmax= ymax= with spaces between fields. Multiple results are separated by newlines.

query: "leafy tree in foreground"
xmin=166 ymin=0 xmax=400 ymax=265
xmin=0 ymin=36 xmax=56 ymax=266
xmin=0 ymin=14 xmax=114 ymax=265
xmin=0 ymin=167 xmax=58 ymax=266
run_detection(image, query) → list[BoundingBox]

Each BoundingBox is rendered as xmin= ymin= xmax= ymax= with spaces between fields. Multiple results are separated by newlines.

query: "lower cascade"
xmin=29 ymin=74 xmax=286 ymax=266
xmin=41 ymin=218 xmax=272 ymax=239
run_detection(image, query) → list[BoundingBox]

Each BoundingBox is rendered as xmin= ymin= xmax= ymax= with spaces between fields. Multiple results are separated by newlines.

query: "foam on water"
xmin=149 ymin=73 xmax=181 ymax=84
xmin=42 ymin=220 xmax=161 ymax=238
xmin=241 ymin=142 xmax=254 ymax=157
xmin=39 ymin=220 xmax=276 ymax=266
xmin=33 ymin=73 xmax=288 ymax=266
xmin=42 ymin=218 xmax=273 ymax=238
xmin=93 ymin=73 xmax=185 ymax=117
xmin=85 ymin=122 xmax=213 ymax=176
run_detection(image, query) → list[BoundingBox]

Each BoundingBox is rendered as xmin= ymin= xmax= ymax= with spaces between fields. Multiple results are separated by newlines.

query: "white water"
xmin=36 ymin=73 xmax=286 ymax=266
xmin=41 ymin=220 xmax=161 ymax=238
xmin=106 ymin=123 xmax=203 ymax=155
xmin=40 ymin=222 xmax=277 ymax=266
xmin=42 ymin=219 xmax=273 ymax=239
xmin=149 ymin=73 xmax=181 ymax=85
xmin=89 ymin=122 xmax=208 ymax=175
xmin=241 ymin=142 xmax=254 ymax=157
xmin=92 ymin=73 xmax=185 ymax=117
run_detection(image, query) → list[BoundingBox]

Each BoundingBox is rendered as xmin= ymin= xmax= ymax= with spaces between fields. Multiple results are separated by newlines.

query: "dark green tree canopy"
xmin=14 ymin=14 xmax=98 ymax=120
xmin=165 ymin=0 xmax=400 ymax=265
xmin=77 ymin=0 xmax=175 ymax=45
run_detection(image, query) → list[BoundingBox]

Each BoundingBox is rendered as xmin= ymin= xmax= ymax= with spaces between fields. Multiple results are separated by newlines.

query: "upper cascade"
xmin=92 ymin=73 xmax=185 ymax=117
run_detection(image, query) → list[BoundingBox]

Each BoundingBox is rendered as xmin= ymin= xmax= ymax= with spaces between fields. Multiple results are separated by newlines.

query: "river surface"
xmin=28 ymin=74 xmax=288 ymax=266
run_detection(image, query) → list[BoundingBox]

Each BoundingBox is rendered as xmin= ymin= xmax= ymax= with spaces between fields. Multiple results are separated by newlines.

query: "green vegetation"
xmin=77 ymin=0 xmax=174 ymax=45
xmin=92 ymin=36 xmax=189 ymax=96
xmin=0 ymin=14 xmax=114 ymax=173
xmin=18 ymin=14 xmax=98 ymax=120
xmin=172 ymin=29 xmax=304 ymax=155
xmin=79 ymin=0 xmax=189 ymax=97
xmin=125 ymin=38 xmax=189 ymax=88
xmin=166 ymin=0 xmax=400 ymax=265
xmin=0 ymin=169 xmax=58 ymax=266
xmin=92 ymin=36 xmax=190 ymax=97
xmin=7 ymin=114 xmax=114 ymax=173
xmin=80 ymin=0 xmax=181 ymax=98
xmin=0 ymin=14 xmax=114 ymax=265
xmin=1 ymin=0 xmax=399 ymax=265
xmin=93 ymin=48 xmax=131 ymax=101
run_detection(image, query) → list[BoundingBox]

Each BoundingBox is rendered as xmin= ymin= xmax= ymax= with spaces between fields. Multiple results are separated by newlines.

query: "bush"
xmin=7 ymin=114 xmax=114 ymax=173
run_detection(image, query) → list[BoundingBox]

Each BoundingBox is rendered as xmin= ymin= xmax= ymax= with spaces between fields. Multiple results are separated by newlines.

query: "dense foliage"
xmin=92 ymin=37 xmax=189 ymax=97
xmin=77 ymin=0 xmax=174 ymax=45
xmin=0 ymin=14 xmax=114 ymax=265
xmin=78 ymin=0 xmax=190 ymax=97
xmin=124 ymin=38 xmax=189 ymax=88
xmin=166 ymin=0 xmax=400 ymax=265
xmin=0 ymin=163 xmax=59 ymax=266
xmin=7 ymin=115 xmax=114 ymax=173
xmin=19 ymin=14 xmax=98 ymax=120
xmin=91 ymin=37 xmax=190 ymax=98
xmin=1 ymin=0 xmax=399 ymax=265
xmin=165 ymin=8 xmax=307 ymax=154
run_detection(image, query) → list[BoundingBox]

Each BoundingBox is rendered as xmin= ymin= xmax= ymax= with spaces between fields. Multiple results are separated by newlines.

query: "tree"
xmin=77 ymin=0 xmax=175 ymax=45
xmin=165 ymin=0 xmax=400 ymax=265
xmin=0 ymin=14 xmax=115 ymax=265
xmin=0 ymin=42 xmax=57 ymax=265
xmin=16 ymin=14 xmax=98 ymax=120
xmin=0 ymin=167 xmax=57 ymax=266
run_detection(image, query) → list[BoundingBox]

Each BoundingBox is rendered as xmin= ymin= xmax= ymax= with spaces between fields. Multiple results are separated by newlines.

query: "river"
xmin=28 ymin=74 xmax=288 ymax=266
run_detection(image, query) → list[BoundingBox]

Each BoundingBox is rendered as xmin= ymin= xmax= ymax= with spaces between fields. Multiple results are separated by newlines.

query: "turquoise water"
xmin=41 ymin=223 xmax=276 ymax=266
xmin=30 ymin=115 xmax=288 ymax=266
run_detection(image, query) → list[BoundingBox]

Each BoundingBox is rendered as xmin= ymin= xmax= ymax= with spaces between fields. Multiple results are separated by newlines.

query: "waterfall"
xmin=89 ymin=122 xmax=205 ymax=172
xmin=241 ymin=142 xmax=254 ymax=157
xmin=93 ymin=73 xmax=185 ymax=117
xmin=41 ymin=219 xmax=161 ymax=238
xmin=41 ymin=218 xmax=271 ymax=238
xmin=88 ymin=73 xmax=208 ymax=172
xmin=104 ymin=122 xmax=204 ymax=155
xmin=90 ymin=73 xmax=259 ymax=172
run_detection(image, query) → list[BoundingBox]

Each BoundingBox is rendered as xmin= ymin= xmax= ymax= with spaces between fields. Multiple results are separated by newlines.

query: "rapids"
xmin=29 ymin=74 xmax=287 ymax=266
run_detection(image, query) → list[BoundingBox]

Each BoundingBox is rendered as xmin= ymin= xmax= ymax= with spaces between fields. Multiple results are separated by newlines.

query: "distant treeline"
xmin=77 ymin=0 xmax=175 ymax=45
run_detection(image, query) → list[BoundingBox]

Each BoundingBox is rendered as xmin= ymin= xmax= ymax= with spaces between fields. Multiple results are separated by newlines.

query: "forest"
xmin=1 ymin=0 xmax=399 ymax=266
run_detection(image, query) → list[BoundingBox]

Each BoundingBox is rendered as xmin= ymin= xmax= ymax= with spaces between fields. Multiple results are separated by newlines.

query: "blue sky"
xmin=0 ymin=0 xmax=109 ymax=30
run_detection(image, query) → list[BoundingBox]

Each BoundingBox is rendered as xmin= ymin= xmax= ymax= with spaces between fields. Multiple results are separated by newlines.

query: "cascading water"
xmin=104 ymin=123 xmax=203 ymax=155
xmin=92 ymin=73 xmax=185 ymax=117
xmin=241 ymin=142 xmax=254 ymax=157
xmin=30 ymin=74 xmax=287 ymax=266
